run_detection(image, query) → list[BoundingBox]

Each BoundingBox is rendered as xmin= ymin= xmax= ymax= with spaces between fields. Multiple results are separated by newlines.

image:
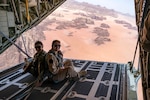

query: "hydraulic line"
xmin=0 ymin=31 xmax=30 ymax=58
xmin=132 ymin=36 xmax=139 ymax=70
xmin=25 ymin=0 xmax=30 ymax=23
xmin=10 ymin=0 xmax=20 ymax=23
xmin=21 ymin=35 xmax=28 ymax=55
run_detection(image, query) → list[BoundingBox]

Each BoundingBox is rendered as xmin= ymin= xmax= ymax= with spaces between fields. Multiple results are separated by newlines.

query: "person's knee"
xmin=64 ymin=59 xmax=72 ymax=66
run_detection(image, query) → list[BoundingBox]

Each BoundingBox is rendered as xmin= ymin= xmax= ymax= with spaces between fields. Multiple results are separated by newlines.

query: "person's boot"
xmin=78 ymin=70 xmax=87 ymax=77
xmin=69 ymin=70 xmax=87 ymax=81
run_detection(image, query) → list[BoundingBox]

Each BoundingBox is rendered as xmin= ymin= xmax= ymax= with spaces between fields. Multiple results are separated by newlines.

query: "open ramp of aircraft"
xmin=0 ymin=59 xmax=131 ymax=100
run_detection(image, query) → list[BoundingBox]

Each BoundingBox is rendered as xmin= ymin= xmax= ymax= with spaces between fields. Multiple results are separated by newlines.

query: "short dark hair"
xmin=35 ymin=41 xmax=43 ymax=46
xmin=52 ymin=40 xmax=60 ymax=47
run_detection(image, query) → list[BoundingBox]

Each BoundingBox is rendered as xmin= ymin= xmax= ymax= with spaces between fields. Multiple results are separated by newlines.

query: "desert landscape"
xmin=42 ymin=4 xmax=138 ymax=65
xmin=0 ymin=0 xmax=142 ymax=99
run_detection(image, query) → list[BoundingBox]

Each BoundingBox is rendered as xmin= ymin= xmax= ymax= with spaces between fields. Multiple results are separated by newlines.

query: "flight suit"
xmin=45 ymin=50 xmax=79 ymax=82
xmin=24 ymin=50 xmax=46 ymax=81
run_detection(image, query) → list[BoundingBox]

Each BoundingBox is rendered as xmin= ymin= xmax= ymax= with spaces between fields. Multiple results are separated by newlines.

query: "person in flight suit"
xmin=23 ymin=41 xmax=46 ymax=86
xmin=45 ymin=40 xmax=87 ymax=83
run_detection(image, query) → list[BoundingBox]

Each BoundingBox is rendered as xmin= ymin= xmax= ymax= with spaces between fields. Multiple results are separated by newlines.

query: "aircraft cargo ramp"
xmin=0 ymin=59 xmax=134 ymax=100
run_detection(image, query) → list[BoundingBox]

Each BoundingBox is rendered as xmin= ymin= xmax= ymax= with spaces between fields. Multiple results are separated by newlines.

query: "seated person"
xmin=23 ymin=41 xmax=46 ymax=85
xmin=45 ymin=40 xmax=87 ymax=83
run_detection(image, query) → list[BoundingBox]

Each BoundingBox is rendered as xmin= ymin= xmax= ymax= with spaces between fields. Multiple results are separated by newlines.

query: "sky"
xmin=75 ymin=0 xmax=135 ymax=16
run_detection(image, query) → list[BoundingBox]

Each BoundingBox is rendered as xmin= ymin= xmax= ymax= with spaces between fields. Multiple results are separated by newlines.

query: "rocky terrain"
xmin=114 ymin=20 xmax=137 ymax=30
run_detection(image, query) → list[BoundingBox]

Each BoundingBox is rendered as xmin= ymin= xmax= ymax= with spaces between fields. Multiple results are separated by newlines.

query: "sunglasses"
xmin=54 ymin=45 xmax=61 ymax=47
xmin=35 ymin=46 xmax=42 ymax=49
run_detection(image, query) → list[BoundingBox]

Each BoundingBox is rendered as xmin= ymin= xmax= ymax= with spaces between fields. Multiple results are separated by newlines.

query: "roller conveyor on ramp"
xmin=0 ymin=59 xmax=127 ymax=100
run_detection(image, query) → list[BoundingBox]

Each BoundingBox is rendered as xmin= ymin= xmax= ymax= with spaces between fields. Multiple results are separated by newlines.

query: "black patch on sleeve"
xmin=49 ymin=59 xmax=53 ymax=63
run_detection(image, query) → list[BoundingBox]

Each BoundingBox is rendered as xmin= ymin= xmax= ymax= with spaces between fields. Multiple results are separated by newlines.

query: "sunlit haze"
xmin=75 ymin=0 xmax=135 ymax=16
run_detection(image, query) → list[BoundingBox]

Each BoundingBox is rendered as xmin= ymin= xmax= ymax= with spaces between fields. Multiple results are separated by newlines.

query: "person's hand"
xmin=59 ymin=66 xmax=69 ymax=72
xmin=23 ymin=58 xmax=30 ymax=72
xmin=61 ymin=66 xmax=69 ymax=70
xmin=61 ymin=66 xmax=65 ymax=69
xmin=64 ymin=66 xmax=69 ymax=69
xmin=24 ymin=58 xmax=27 ymax=62
xmin=35 ymin=80 xmax=43 ymax=87
xmin=24 ymin=58 xmax=29 ymax=66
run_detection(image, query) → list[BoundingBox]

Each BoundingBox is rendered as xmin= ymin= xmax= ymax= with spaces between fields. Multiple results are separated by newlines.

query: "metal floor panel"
xmin=64 ymin=61 xmax=125 ymax=100
xmin=0 ymin=59 xmax=126 ymax=100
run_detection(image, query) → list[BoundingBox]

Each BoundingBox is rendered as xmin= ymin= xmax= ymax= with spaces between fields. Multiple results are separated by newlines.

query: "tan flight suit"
xmin=45 ymin=50 xmax=79 ymax=82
